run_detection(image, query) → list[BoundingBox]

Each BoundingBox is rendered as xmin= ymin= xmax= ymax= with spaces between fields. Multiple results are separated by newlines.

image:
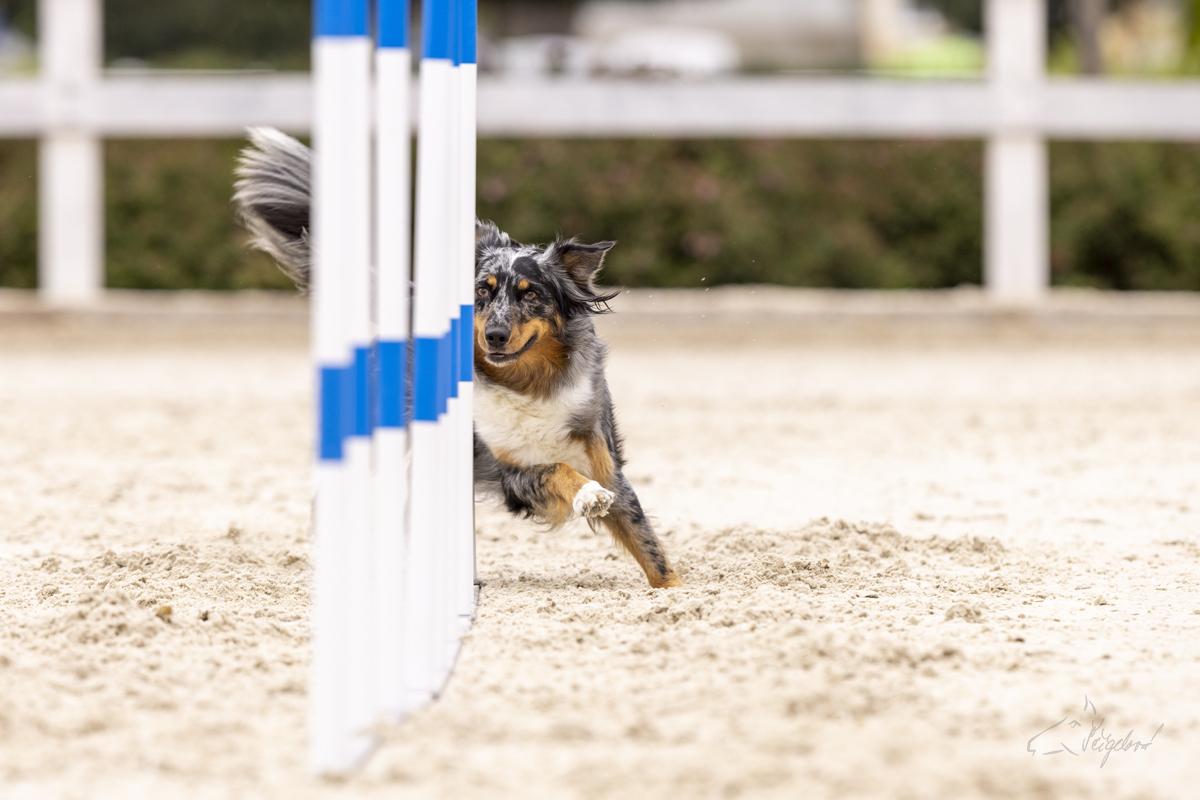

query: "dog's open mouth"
xmin=486 ymin=333 xmax=538 ymax=365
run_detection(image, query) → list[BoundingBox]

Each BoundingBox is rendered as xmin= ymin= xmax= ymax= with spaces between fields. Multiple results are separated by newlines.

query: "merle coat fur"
xmin=233 ymin=127 xmax=682 ymax=588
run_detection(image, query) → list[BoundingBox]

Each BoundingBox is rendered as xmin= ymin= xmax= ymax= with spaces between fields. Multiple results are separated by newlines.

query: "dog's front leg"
xmin=598 ymin=471 xmax=684 ymax=589
xmin=497 ymin=461 xmax=614 ymax=528
xmin=482 ymin=441 xmax=683 ymax=589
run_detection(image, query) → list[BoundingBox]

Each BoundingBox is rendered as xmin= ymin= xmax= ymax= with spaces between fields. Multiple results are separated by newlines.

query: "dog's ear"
xmin=544 ymin=238 xmax=620 ymax=314
xmin=475 ymin=218 xmax=513 ymax=251
xmin=546 ymin=239 xmax=616 ymax=291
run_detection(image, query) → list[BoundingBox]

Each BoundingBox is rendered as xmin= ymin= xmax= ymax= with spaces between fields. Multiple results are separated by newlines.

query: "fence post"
xmin=985 ymin=0 xmax=1048 ymax=299
xmin=38 ymin=0 xmax=104 ymax=304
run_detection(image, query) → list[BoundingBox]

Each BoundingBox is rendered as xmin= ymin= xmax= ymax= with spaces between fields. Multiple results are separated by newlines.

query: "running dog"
xmin=234 ymin=128 xmax=682 ymax=588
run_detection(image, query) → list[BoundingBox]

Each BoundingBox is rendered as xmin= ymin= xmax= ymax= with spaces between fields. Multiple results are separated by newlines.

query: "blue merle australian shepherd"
xmin=233 ymin=128 xmax=682 ymax=588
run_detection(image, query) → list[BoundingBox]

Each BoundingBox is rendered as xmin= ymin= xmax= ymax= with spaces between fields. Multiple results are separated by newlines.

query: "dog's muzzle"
xmin=484 ymin=330 xmax=538 ymax=364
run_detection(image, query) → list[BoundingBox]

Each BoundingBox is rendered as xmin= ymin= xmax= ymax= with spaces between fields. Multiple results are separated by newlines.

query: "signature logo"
xmin=1028 ymin=696 xmax=1164 ymax=768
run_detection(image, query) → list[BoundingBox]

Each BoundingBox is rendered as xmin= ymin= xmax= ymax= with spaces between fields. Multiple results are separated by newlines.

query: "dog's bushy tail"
xmin=233 ymin=127 xmax=312 ymax=291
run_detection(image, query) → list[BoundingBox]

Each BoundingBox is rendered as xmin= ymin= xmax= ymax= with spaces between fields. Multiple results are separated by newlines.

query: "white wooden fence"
xmin=3 ymin=0 xmax=1200 ymax=303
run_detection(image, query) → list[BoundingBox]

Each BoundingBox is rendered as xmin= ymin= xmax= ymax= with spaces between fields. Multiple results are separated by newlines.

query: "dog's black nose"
xmin=485 ymin=327 xmax=510 ymax=348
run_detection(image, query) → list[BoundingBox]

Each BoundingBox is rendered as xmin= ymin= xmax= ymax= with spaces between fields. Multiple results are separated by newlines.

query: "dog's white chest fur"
xmin=474 ymin=378 xmax=592 ymax=477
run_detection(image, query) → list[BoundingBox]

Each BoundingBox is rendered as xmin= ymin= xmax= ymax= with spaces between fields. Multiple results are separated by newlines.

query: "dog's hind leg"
xmin=597 ymin=472 xmax=683 ymax=589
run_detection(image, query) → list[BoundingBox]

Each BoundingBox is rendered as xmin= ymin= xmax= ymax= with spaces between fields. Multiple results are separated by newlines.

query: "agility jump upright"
xmin=310 ymin=0 xmax=477 ymax=775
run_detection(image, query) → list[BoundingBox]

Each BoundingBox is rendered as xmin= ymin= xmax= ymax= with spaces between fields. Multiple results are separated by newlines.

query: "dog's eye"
xmin=477 ymin=287 xmax=489 ymax=298
xmin=523 ymin=290 xmax=537 ymax=301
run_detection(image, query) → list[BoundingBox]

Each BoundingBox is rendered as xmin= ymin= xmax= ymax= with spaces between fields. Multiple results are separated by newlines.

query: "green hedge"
xmin=104 ymin=140 xmax=294 ymax=290
xmin=0 ymin=0 xmax=313 ymax=70
xmin=478 ymin=139 xmax=984 ymax=289
xmin=101 ymin=0 xmax=312 ymax=70
xmin=1051 ymin=141 xmax=1200 ymax=290
xmin=0 ymin=138 xmax=1198 ymax=291
xmin=0 ymin=140 xmax=36 ymax=289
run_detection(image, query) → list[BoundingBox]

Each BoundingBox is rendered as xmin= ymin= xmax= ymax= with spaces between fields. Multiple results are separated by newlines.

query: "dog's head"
xmin=474 ymin=220 xmax=618 ymax=368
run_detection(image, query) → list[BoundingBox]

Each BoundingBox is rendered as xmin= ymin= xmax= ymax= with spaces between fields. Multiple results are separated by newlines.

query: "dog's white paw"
xmin=573 ymin=481 xmax=614 ymax=519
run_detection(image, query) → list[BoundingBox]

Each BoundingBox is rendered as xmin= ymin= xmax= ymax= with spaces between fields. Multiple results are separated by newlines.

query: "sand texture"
xmin=1 ymin=289 xmax=1198 ymax=799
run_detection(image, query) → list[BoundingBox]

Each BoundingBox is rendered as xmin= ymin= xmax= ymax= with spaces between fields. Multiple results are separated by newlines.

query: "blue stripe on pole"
xmin=422 ymin=0 xmax=451 ymax=60
xmin=459 ymin=0 xmax=476 ymax=65
xmin=377 ymin=340 xmax=408 ymax=428
xmin=449 ymin=316 xmax=460 ymax=399
xmin=354 ymin=346 xmax=371 ymax=437
xmin=315 ymin=0 xmax=369 ymax=37
xmin=378 ymin=0 xmax=409 ymax=48
xmin=369 ymin=341 xmax=380 ymax=432
xmin=445 ymin=327 xmax=454 ymax=411
xmin=445 ymin=326 xmax=456 ymax=405
xmin=413 ymin=337 xmax=440 ymax=421
xmin=318 ymin=366 xmax=344 ymax=460
xmin=340 ymin=361 xmax=356 ymax=446
xmin=459 ymin=304 xmax=474 ymax=382
xmin=435 ymin=328 xmax=450 ymax=416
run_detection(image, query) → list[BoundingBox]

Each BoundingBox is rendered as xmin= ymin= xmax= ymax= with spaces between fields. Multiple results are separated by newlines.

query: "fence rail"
xmin=4 ymin=0 xmax=1200 ymax=302
xmin=6 ymin=74 xmax=1200 ymax=140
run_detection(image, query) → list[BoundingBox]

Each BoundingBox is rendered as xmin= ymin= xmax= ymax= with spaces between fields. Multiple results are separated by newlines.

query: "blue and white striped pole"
xmin=454 ymin=0 xmax=478 ymax=623
xmin=443 ymin=0 xmax=464 ymax=668
xmin=373 ymin=0 xmax=412 ymax=723
xmin=407 ymin=0 xmax=455 ymax=702
xmin=310 ymin=0 xmax=376 ymax=774
xmin=310 ymin=0 xmax=476 ymax=763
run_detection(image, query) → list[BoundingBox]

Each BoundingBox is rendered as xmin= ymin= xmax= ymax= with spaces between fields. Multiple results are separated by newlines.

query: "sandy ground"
xmin=1 ymin=289 xmax=1198 ymax=800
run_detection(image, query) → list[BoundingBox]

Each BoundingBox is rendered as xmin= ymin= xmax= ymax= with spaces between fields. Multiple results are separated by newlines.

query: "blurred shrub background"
xmin=478 ymin=139 xmax=986 ymax=289
xmin=0 ymin=0 xmax=312 ymax=69
xmin=103 ymin=141 xmax=296 ymax=290
xmin=0 ymin=140 xmax=36 ymax=289
xmin=0 ymin=0 xmax=1199 ymax=290
xmin=3 ymin=137 xmax=1200 ymax=290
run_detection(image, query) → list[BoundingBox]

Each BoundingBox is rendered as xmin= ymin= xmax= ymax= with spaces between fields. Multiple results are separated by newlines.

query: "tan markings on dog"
xmin=476 ymin=315 xmax=569 ymax=400
xmin=488 ymin=450 xmax=584 ymax=526
xmin=486 ymin=275 xmax=497 ymax=288
xmin=541 ymin=462 xmax=591 ymax=526
xmin=583 ymin=436 xmax=616 ymax=487
xmin=474 ymin=311 xmax=490 ymax=351
xmin=507 ymin=317 xmax=545 ymax=353
xmin=518 ymin=279 xmax=529 ymax=291
xmin=600 ymin=514 xmax=684 ymax=588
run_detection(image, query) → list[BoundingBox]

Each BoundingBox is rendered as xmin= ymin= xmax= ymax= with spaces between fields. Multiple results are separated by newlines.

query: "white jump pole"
xmin=441 ymin=0 xmax=477 ymax=670
xmin=455 ymin=0 xmax=478 ymax=622
xmin=442 ymin=0 xmax=463 ymax=674
xmin=407 ymin=0 xmax=455 ymax=703
xmin=310 ymin=0 xmax=376 ymax=774
xmin=373 ymin=0 xmax=413 ymax=723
